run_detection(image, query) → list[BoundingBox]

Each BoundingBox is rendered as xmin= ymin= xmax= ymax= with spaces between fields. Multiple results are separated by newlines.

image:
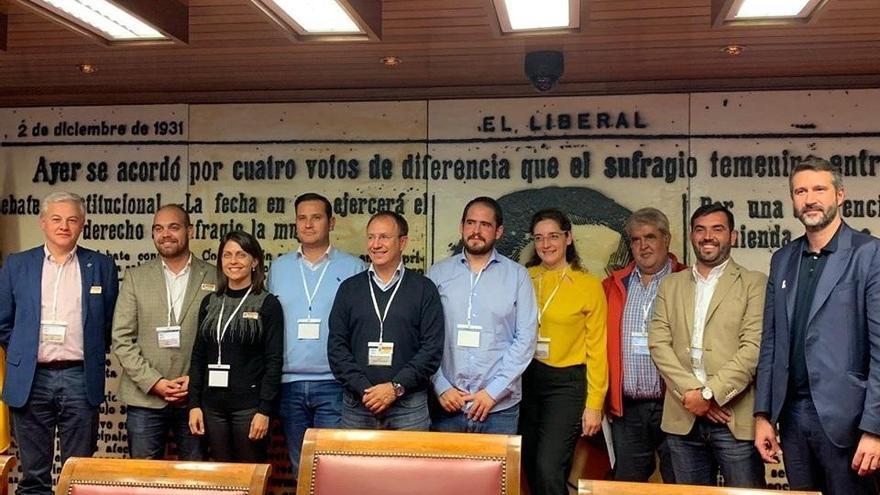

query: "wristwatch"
xmin=701 ymin=387 xmax=714 ymax=401
xmin=392 ymin=382 xmax=405 ymax=397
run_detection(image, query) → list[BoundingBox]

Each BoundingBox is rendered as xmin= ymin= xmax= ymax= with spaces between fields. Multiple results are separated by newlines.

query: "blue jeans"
xmin=126 ymin=405 xmax=204 ymax=460
xmin=342 ymin=390 xmax=430 ymax=430
xmin=431 ymin=403 xmax=520 ymax=434
xmin=780 ymin=398 xmax=879 ymax=495
xmin=279 ymin=380 xmax=343 ymax=479
xmin=11 ymin=366 xmax=98 ymax=495
xmin=667 ymin=418 xmax=765 ymax=488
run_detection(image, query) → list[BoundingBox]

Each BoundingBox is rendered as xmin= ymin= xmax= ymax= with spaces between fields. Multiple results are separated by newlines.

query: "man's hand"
xmin=682 ymin=389 xmax=710 ymax=416
xmin=581 ymin=408 xmax=602 ymax=436
xmin=754 ymin=415 xmax=781 ymax=463
xmin=852 ymin=432 xmax=880 ymax=476
xmin=149 ymin=378 xmax=182 ymax=402
xmin=248 ymin=413 xmax=270 ymax=440
xmin=164 ymin=376 xmax=189 ymax=404
xmin=438 ymin=388 xmax=467 ymax=413
xmin=705 ymin=401 xmax=732 ymax=424
xmin=363 ymin=383 xmax=397 ymax=414
xmin=462 ymin=389 xmax=496 ymax=422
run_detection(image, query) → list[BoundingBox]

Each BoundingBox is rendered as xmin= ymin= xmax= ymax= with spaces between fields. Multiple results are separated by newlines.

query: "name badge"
xmin=89 ymin=285 xmax=102 ymax=294
xmin=297 ymin=319 xmax=321 ymax=340
xmin=535 ymin=336 xmax=551 ymax=359
xmin=456 ymin=324 xmax=482 ymax=348
xmin=242 ymin=311 xmax=260 ymax=320
xmin=208 ymin=364 xmax=230 ymax=388
xmin=156 ymin=325 xmax=181 ymax=348
xmin=368 ymin=341 xmax=394 ymax=367
xmin=40 ymin=320 xmax=68 ymax=344
xmin=632 ymin=331 xmax=650 ymax=356
xmin=201 ymin=283 xmax=216 ymax=291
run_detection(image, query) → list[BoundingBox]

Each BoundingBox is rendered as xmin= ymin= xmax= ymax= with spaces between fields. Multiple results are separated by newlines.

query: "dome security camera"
xmin=525 ymin=51 xmax=564 ymax=93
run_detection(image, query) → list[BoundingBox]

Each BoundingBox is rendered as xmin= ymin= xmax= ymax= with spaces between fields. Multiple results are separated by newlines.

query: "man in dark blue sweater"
xmin=328 ymin=211 xmax=444 ymax=430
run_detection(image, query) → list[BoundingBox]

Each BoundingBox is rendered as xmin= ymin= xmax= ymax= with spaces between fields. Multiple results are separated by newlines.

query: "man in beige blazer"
xmin=649 ymin=203 xmax=766 ymax=488
xmin=112 ymin=204 xmax=216 ymax=459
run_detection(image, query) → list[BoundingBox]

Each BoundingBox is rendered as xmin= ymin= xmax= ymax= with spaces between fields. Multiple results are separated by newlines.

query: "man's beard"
xmin=796 ymin=202 xmax=838 ymax=231
xmin=463 ymin=234 xmax=495 ymax=256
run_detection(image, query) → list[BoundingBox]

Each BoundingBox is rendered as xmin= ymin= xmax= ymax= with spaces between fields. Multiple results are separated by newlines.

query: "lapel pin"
xmin=782 ymin=280 xmax=787 ymax=289
xmin=87 ymin=263 xmax=93 ymax=268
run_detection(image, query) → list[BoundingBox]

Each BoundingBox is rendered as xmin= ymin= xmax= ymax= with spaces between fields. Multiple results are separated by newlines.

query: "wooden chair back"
xmin=578 ymin=479 xmax=822 ymax=495
xmin=55 ymin=457 xmax=271 ymax=495
xmin=0 ymin=455 xmax=15 ymax=495
xmin=297 ymin=428 xmax=520 ymax=495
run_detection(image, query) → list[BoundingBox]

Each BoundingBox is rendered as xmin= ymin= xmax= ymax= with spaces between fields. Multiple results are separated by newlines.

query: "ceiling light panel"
xmin=494 ymin=0 xmax=579 ymax=34
xmin=266 ymin=0 xmax=362 ymax=34
xmin=735 ymin=0 xmax=811 ymax=18
xmin=31 ymin=0 xmax=166 ymax=40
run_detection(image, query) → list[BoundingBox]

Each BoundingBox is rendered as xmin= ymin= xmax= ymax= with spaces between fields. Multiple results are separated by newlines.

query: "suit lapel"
xmin=148 ymin=262 xmax=171 ymax=323
xmin=30 ymin=248 xmax=45 ymax=319
xmin=178 ymin=259 xmax=208 ymax=323
xmin=807 ymin=227 xmax=852 ymax=327
xmin=78 ymin=248 xmax=93 ymax=325
xmin=682 ymin=273 xmax=696 ymax=342
xmin=705 ymin=262 xmax=739 ymax=325
xmin=783 ymin=238 xmax=803 ymax=327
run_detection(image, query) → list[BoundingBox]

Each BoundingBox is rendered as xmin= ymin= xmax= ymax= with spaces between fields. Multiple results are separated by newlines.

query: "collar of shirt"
xmin=43 ymin=244 xmax=77 ymax=266
xmin=297 ymin=245 xmax=333 ymax=271
xmin=631 ymin=257 xmax=673 ymax=287
xmin=801 ymin=222 xmax=842 ymax=256
xmin=457 ymin=248 xmax=499 ymax=272
xmin=692 ymin=258 xmax=730 ymax=284
xmin=369 ymin=259 xmax=404 ymax=291
xmin=161 ymin=253 xmax=192 ymax=279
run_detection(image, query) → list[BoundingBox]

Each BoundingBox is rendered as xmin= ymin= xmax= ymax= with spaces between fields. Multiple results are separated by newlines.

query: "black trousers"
xmin=519 ymin=360 xmax=585 ymax=495
xmin=203 ymin=406 xmax=269 ymax=462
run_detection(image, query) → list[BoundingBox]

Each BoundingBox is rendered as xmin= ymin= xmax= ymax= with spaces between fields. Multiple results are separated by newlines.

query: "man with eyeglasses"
xmin=327 ymin=211 xmax=444 ymax=430
xmin=0 ymin=192 xmax=118 ymax=495
xmin=428 ymin=196 xmax=538 ymax=434
xmin=112 ymin=203 xmax=216 ymax=459
xmin=603 ymin=207 xmax=685 ymax=482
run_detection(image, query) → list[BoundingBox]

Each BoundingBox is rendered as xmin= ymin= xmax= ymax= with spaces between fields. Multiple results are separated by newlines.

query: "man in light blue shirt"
xmin=267 ymin=193 xmax=364 ymax=482
xmin=428 ymin=196 xmax=538 ymax=434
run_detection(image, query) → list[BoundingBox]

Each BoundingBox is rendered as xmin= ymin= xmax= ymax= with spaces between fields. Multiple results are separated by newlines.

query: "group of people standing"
xmin=0 ymin=156 xmax=877 ymax=495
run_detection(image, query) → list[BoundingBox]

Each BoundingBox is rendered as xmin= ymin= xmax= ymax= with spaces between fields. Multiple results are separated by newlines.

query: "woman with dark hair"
xmin=188 ymin=230 xmax=283 ymax=462
xmin=520 ymin=208 xmax=608 ymax=495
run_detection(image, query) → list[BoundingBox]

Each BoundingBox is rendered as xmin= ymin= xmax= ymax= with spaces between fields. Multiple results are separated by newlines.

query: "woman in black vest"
xmin=188 ymin=230 xmax=283 ymax=461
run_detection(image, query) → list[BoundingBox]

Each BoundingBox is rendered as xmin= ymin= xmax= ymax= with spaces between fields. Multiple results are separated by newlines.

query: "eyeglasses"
xmin=531 ymin=231 xmax=567 ymax=243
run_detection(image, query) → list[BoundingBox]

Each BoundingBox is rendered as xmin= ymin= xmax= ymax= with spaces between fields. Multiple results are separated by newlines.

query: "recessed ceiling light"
xmin=252 ymin=0 xmax=363 ymax=34
xmin=23 ymin=0 xmax=166 ymax=40
xmin=76 ymin=63 xmax=97 ymax=74
xmin=721 ymin=45 xmax=744 ymax=56
xmin=493 ymin=0 xmax=580 ymax=34
xmin=380 ymin=56 xmax=401 ymax=67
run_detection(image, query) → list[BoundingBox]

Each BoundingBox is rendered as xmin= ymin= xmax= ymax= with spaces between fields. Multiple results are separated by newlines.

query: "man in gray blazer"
xmin=112 ymin=204 xmax=216 ymax=459
xmin=755 ymin=157 xmax=880 ymax=495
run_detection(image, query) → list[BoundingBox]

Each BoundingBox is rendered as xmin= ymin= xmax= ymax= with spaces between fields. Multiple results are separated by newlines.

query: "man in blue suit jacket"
xmin=0 ymin=192 xmax=118 ymax=495
xmin=754 ymin=157 xmax=880 ymax=495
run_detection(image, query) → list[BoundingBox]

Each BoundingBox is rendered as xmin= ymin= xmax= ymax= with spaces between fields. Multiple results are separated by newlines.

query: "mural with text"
xmin=3 ymin=90 xmax=880 ymax=491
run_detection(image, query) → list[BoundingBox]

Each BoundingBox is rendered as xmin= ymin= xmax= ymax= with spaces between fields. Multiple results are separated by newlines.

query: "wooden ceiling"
xmin=1 ymin=0 xmax=880 ymax=106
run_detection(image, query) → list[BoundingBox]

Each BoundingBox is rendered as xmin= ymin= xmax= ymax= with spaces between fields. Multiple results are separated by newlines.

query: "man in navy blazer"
xmin=754 ymin=157 xmax=880 ymax=495
xmin=0 ymin=192 xmax=118 ymax=495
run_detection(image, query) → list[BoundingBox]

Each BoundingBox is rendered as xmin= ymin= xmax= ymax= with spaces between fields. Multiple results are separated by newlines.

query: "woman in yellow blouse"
xmin=520 ymin=208 xmax=608 ymax=495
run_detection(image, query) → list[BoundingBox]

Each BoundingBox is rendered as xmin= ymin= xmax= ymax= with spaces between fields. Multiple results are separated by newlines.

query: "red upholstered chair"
xmin=577 ymin=479 xmax=821 ymax=495
xmin=55 ymin=458 xmax=271 ymax=495
xmin=297 ymin=428 xmax=521 ymax=495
